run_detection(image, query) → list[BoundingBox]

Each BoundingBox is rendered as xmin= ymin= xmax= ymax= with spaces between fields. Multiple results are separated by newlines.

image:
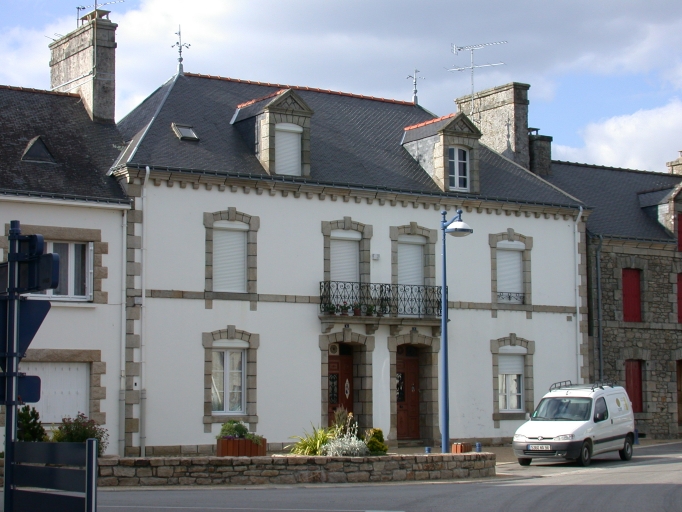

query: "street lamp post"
xmin=440 ymin=209 xmax=473 ymax=454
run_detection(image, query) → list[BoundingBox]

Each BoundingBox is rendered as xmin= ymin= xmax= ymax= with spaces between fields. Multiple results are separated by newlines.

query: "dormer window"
xmin=449 ymin=147 xmax=469 ymax=191
xmin=172 ymin=123 xmax=199 ymax=141
xmin=22 ymin=136 xmax=56 ymax=163
xmin=275 ymin=123 xmax=303 ymax=176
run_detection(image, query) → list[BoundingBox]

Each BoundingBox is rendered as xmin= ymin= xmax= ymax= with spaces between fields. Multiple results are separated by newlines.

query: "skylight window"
xmin=171 ymin=123 xmax=199 ymax=141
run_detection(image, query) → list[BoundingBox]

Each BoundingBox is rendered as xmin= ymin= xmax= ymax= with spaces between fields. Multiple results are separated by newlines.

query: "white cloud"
xmin=553 ymin=99 xmax=682 ymax=172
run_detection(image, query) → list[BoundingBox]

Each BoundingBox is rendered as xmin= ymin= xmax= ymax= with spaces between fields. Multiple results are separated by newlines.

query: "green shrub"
xmin=17 ymin=405 xmax=48 ymax=442
xmin=216 ymin=420 xmax=264 ymax=445
xmin=287 ymin=424 xmax=334 ymax=455
xmin=52 ymin=412 xmax=109 ymax=456
xmin=365 ymin=428 xmax=388 ymax=455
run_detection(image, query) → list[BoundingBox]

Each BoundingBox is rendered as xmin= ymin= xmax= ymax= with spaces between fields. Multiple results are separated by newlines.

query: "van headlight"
xmin=513 ymin=434 xmax=527 ymax=442
xmin=554 ymin=434 xmax=574 ymax=441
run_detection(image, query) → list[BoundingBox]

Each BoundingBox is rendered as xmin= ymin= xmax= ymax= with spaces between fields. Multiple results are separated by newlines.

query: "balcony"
xmin=320 ymin=281 xmax=442 ymax=318
xmin=497 ymin=291 xmax=525 ymax=304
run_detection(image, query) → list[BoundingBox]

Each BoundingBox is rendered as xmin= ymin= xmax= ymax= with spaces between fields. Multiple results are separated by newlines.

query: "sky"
xmin=2 ymin=0 xmax=682 ymax=172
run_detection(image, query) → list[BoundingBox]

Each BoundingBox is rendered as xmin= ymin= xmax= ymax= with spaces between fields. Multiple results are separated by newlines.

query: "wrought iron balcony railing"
xmin=320 ymin=281 xmax=442 ymax=317
xmin=497 ymin=291 xmax=525 ymax=304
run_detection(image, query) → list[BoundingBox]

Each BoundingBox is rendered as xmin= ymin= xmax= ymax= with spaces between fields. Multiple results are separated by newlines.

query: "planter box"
xmin=216 ymin=438 xmax=266 ymax=457
xmin=451 ymin=442 xmax=472 ymax=454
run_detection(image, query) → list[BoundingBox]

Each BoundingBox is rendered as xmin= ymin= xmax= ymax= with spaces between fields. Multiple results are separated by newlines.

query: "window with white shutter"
xmin=397 ymin=235 xmax=425 ymax=286
xmin=330 ymin=230 xmax=360 ymax=282
xmin=213 ymin=221 xmax=248 ymax=293
xmin=496 ymin=241 xmax=524 ymax=304
xmin=18 ymin=362 xmax=89 ymax=424
xmin=275 ymin=123 xmax=302 ymax=176
xmin=498 ymin=354 xmax=524 ymax=411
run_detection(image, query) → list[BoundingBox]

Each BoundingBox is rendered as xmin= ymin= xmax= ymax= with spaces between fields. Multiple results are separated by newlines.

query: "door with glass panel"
xmin=328 ymin=343 xmax=354 ymax=426
xmin=396 ymin=345 xmax=420 ymax=439
xmin=212 ymin=349 xmax=245 ymax=414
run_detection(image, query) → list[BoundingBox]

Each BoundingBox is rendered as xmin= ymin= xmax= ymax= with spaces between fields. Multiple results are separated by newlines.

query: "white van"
xmin=512 ymin=381 xmax=635 ymax=466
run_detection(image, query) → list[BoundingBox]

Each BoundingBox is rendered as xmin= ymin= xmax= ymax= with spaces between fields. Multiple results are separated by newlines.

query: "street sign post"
xmin=2 ymin=221 xmax=59 ymax=512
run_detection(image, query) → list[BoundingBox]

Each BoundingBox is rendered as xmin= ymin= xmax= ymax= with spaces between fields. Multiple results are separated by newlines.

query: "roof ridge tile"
xmin=403 ymin=112 xmax=456 ymax=131
xmin=0 ymin=84 xmax=79 ymax=98
xmin=236 ymin=89 xmax=287 ymax=108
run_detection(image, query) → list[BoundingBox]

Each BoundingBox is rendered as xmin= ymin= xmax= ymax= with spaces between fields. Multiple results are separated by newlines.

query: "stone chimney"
xmin=49 ymin=9 xmax=117 ymax=123
xmin=528 ymin=129 xmax=553 ymax=176
xmin=455 ymin=82 xmax=530 ymax=169
xmin=666 ymin=151 xmax=682 ymax=175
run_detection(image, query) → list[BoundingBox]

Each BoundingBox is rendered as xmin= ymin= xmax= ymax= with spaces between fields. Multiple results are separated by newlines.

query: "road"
xmin=94 ymin=442 xmax=682 ymax=512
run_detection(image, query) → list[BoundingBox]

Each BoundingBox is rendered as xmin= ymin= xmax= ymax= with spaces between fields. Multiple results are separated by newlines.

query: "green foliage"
xmin=321 ymin=418 xmax=368 ymax=457
xmin=217 ymin=420 xmax=264 ymax=445
xmin=17 ymin=405 xmax=48 ymax=442
xmin=52 ymin=412 xmax=109 ymax=456
xmin=287 ymin=424 xmax=334 ymax=455
xmin=365 ymin=428 xmax=388 ymax=455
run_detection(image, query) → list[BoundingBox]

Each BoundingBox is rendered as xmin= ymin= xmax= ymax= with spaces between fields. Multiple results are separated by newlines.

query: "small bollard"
xmin=634 ymin=428 xmax=639 ymax=445
xmin=425 ymin=446 xmax=432 ymax=454
xmin=475 ymin=442 xmax=482 ymax=452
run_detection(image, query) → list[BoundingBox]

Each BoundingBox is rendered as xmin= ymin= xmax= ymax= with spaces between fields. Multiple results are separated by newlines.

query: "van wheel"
xmin=619 ymin=436 xmax=633 ymax=461
xmin=518 ymin=458 xmax=532 ymax=466
xmin=577 ymin=441 xmax=591 ymax=467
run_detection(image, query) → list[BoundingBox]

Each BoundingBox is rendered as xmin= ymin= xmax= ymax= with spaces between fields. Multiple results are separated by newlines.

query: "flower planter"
xmin=216 ymin=438 xmax=267 ymax=457
xmin=353 ymin=309 xmax=362 ymax=316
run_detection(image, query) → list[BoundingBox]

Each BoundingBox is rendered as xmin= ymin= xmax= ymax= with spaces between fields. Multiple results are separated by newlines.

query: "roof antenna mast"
xmin=76 ymin=0 xmax=125 ymax=27
xmin=172 ymin=26 xmax=191 ymax=75
xmin=447 ymin=40 xmax=507 ymax=123
xmin=406 ymin=69 xmax=425 ymax=106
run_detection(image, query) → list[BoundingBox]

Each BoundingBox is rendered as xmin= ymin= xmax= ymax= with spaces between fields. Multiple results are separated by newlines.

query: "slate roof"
xmin=545 ymin=161 xmax=682 ymax=241
xmin=401 ymin=113 xmax=458 ymax=144
xmin=115 ymin=73 xmax=582 ymax=209
xmin=0 ymin=85 xmax=128 ymax=204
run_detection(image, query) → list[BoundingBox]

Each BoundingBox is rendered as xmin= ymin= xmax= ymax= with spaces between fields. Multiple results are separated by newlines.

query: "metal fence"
xmin=320 ymin=281 xmax=442 ymax=317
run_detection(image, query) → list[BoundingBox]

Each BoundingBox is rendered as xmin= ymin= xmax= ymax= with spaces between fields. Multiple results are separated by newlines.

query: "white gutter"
xmin=118 ymin=209 xmax=127 ymax=456
xmin=139 ymin=166 xmax=150 ymax=456
xmin=0 ymin=195 xmax=129 ymax=209
xmin=574 ymin=206 xmax=584 ymax=383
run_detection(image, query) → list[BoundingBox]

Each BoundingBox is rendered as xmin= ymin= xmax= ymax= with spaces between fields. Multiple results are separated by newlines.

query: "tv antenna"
xmin=172 ymin=26 xmax=191 ymax=74
xmin=406 ymin=69 xmax=425 ymax=105
xmin=76 ymin=0 xmax=125 ymax=26
xmin=447 ymin=40 xmax=507 ymax=121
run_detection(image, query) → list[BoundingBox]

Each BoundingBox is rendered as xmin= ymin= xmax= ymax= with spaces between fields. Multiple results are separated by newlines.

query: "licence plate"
xmin=528 ymin=444 xmax=551 ymax=451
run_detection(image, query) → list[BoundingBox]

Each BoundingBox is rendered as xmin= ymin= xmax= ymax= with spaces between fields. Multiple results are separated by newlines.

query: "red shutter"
xmin=678 ymin=274 xmax=682 ymax=324
xmin=622 ymin=269 xmax=642 ymax=322
xmin=625 ymin=360 xmax=643 ymax=413
xmin=678 ymin=214 xmax=682 ymax=252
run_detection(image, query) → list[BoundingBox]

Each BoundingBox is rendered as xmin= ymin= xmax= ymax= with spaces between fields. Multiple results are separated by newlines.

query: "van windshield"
xmin=531 ymin=397 xmax=592 ymax=421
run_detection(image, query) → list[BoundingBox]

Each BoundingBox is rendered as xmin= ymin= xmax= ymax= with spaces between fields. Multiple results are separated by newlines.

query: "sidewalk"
xmin=394 ymin=438 xmax=678 ymax=464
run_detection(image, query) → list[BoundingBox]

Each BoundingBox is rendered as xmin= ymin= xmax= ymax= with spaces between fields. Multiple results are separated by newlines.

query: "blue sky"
xmin=2 ymin=0 xmax=682 ymax=171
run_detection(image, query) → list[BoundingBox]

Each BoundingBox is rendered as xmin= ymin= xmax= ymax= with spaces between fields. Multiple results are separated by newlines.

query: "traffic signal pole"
xmin=4 ymin=220 xmax=21 ymax=512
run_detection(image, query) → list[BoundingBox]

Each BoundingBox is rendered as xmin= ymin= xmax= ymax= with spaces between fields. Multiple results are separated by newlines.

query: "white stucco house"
xmin=0 ymin=10 xmax=589 ymax=456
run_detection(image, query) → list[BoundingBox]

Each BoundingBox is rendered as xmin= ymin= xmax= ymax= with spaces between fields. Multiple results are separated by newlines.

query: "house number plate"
xmin=528 ymin=444 xmax=551 ymax=451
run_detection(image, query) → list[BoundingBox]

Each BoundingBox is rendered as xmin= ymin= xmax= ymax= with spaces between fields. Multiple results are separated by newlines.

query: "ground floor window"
xmin=498 ymin=354 xmax=524 ymax=411
xmin=211 ymin=349 xmax=245 ymax=413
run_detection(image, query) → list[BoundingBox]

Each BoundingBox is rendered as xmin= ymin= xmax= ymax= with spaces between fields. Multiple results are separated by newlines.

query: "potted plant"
xmin=338 ymin=302 xmax=351 ymax=316
xmin=323 ymin=303 xmax=338 ymax=316
xmin=364 ymin=304 xmax=376 ymax=316
xmin=352 ymin=303 xmax=362 ymax=316
xmin=216 ymin=420 xmax=266 ymax=456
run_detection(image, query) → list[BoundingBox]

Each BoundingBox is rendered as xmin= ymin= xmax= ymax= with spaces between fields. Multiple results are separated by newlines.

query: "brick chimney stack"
xmin=49 ymin=9 xmax=117 ymax=123
xmin=666 ymin=151 xmax=682 ymax=175
xmin=528 ymin=129 xmax=553 ymax=176
xmin=455 ymin=82 xmax=530 ymax=169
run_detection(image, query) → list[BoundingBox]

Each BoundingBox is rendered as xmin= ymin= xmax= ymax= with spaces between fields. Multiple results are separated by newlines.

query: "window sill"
xmin=45 ymin=301 xmax=96 ymax=309
xmin=209 ymin=414 xmax=258 ymax=424
xmin=492 ymin=412 xmax=527 ymax=421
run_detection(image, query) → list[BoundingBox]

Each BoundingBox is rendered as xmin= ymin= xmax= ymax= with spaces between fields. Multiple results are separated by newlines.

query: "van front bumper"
xmin=512 ymin=440 xmax=583 ymax=460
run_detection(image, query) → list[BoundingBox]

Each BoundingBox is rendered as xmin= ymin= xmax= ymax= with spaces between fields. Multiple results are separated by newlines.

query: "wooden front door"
xmin=677 ymin=361 xmax=682 ymax=426
xmin=397 ymin=345 xmax=420 ymax=439
xmin=328 ymin=344 xmax=353 ymax=426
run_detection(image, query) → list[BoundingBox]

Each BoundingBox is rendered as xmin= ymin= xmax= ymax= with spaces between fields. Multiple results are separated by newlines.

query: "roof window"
xmin=171 ymin=123 xmax=199 ymax=141
xmin=21 ymin=136 xmax=56 ymax=163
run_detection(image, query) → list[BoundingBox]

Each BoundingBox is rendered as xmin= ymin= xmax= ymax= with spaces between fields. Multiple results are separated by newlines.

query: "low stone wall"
xmin=98 ymin=453 xmax=496 ymax=486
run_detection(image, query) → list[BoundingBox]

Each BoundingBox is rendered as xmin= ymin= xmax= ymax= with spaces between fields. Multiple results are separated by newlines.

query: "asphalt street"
xmin=13 ymin=442 xmax=682 ymax=512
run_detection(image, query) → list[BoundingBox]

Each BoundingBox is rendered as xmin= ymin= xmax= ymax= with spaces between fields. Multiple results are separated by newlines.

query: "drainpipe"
xmin=140 ymin=166 xmax=150 ymax=456
xmin=596 ymin=234 xmax=604 ymax=381
xmin=119 ymin=209 xmax=127 ymax=456
xmin=574 ymin=207 xmax=584 ymax=383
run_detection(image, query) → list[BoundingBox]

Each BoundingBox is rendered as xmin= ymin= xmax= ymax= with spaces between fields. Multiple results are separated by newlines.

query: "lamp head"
xmin=445 ymin=209 xmax=473 ymax=237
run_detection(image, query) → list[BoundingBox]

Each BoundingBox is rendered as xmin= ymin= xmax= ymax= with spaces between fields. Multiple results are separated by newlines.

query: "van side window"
xmin=594 ymin=397 xmax=609 ymax=423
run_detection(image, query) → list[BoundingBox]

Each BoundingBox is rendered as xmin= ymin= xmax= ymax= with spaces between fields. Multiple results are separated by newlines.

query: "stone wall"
xmin=98 ymin=453 xmax=495 ymax=486
xmin=587 ymin=240 xmax=682 ymax=438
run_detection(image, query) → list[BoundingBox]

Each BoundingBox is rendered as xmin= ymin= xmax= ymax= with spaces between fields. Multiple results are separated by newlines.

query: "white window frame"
xmin=29 ymin=241 xmax=93 ymax=301
xmin=275 ymin=122 xmax=303 ymax=176
xmin=212 ymin=220 xmax=249 ymax=293
xmin=330 ymin=229 xmax=361 ymax=283
xmin=448 ymin=146 xmax=469 ymax=191
xmin=498 ymin=347 xmax=526 ymax=412
xmin=211 ymin=340 xmax=248 ymax=415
